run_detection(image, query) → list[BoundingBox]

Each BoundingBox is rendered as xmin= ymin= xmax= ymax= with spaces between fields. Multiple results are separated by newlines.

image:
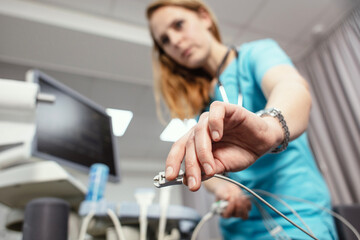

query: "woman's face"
xmin=150 ymin=6 xmax=214 ymax=69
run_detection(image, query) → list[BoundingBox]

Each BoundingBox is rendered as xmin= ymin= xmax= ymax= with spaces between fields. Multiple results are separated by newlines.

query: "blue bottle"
xmin=85 ymin=163 xmax=109 ymax=202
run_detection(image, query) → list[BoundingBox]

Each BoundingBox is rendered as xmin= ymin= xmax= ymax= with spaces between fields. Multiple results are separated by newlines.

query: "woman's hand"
xmin=210 ymin=179 xmax=252 ymax=219
xmin=165 ymin=101 xmax=284 ymax=191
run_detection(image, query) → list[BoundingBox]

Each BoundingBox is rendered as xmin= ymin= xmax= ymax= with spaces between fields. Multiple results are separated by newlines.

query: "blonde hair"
xmin=146 ymin=0 xmax=222 ymax=120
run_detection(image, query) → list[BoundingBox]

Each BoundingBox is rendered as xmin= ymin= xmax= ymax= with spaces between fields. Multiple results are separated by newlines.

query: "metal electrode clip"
xmin=153 ymin=169 xmax=185 ymax=188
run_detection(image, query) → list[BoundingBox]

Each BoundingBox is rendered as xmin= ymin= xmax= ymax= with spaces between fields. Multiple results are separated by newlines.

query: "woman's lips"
xmin=182 ymin=47 xmax=192 ymax=58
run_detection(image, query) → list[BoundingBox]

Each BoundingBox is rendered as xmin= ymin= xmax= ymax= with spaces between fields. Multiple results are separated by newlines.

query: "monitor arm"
xmin=0 ymin=78 xmax=41 ymax=169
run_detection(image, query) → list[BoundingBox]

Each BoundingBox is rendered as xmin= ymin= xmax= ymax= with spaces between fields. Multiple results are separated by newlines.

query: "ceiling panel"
xmin=0 ymin=15 xmax=153 ymax=86
xmin=112 ymin=0 xmax=150 ymax=26
xmin=249 ymin=0 xmax=330 ymax=42
xmin=233 ymin=28 xmax=285 ymax=45
xmin=38 ymin=0 xmax=114 ymax=16
xmin=90 ymin=77 xmax=150 ymax=112
xmin=35 ymin=0 xmax=113 ymax=15
xmin=205 ymin=0 xmax=265 ymax=26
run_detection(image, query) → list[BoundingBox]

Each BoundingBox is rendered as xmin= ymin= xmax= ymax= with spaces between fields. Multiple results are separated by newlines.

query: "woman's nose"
xmin=169 ymin=32 xmax=182 ymax=47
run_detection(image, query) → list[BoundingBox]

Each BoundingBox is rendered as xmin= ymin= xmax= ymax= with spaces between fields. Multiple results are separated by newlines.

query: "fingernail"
xmin=212 ymin=131 xmax=220 ymax=140
xmin=188 ymin=177 xmax=196 ymax=189
xmin=203 ymin=163 xmax=213 ymax=175
xmin=165 ymin=166 xmax=173 ymax=177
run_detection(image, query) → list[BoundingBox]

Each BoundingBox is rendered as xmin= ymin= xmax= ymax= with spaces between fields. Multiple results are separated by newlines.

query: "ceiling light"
xmin=160 ymin=118 xmax=197 ymax=142
xmin=106 ymin=108 xmax=133 ymax=137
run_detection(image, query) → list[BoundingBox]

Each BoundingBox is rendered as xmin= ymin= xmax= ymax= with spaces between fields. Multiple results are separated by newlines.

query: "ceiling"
xmin=0 ymin=0 xmax=358 ymax=165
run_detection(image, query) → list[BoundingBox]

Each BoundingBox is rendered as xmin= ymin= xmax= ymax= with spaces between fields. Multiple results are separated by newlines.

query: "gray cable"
xmin=252 ymin=189 xmax=315 ymax=236
xmin=254 ymin=189 xmax=360 ymax=240
xmin=213 ymin=174 xmax=318 ymax=240
xmin=253 ymin=199 xmax=291 ymax=240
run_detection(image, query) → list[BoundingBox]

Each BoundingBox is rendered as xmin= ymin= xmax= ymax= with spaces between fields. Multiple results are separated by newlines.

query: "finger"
xmin=165 ymin=130 xmax=192 ymax=181
xmin=239 ymin=197 xmax=252 ymax=220
xmin=240 ymin=210 xmax=249 ymax=220
xmin=240 ymin=203 xmax=250 ymax=220
xmin=222 ymin=198 xmax=235 ymax=218
xmin=184 ymin=131 xmax=202 ymax=191
xmin=234 ymin=202 xmax=248 ymax=219
xmin=208 ymin=102 xmax=244 ymax=142
xmin=194 ymin=113 xmax=215 ymax=176
xmin=240 ymin=195 xmax=252 ymax=211
xmin=208 ymin=101 xmax=226 ymax=142
xmin=246 ymin=198 xmax=252 ymax=211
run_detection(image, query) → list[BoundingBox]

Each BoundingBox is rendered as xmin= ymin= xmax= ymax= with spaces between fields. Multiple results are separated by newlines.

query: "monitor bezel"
xmin=26 ymin=69 xmax=120 ymax=182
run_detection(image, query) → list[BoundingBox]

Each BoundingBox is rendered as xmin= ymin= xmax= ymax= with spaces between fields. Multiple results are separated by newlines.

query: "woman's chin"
xmin=182 ymin=58 xmax=205 ymax=69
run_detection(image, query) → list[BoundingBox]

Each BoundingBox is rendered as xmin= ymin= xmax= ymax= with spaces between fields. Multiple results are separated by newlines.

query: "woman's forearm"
xmin=261 ymin=65 xmax=312 ymax=141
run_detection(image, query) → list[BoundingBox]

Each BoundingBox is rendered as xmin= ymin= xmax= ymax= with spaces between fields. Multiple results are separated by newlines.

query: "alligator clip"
xmin=153 ymin=169 xmax=185 ymax=188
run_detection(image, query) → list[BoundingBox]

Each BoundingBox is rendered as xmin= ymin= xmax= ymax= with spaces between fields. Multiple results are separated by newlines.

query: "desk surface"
xmin=118 ymin=202 xmax=201 ymax=223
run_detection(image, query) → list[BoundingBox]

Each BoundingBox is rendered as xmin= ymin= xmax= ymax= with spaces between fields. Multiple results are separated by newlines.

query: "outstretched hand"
xmin=165 ymin=101 xmax=282 ymax=191
xmin=211 ymin=180 xmax=252 ymax=219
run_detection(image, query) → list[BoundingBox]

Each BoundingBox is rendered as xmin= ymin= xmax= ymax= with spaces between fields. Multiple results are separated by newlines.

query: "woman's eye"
xmin=174 ymin=20 xmax=183 ymax=30
xmin=160 ymin=36 xmax=169 ymax=45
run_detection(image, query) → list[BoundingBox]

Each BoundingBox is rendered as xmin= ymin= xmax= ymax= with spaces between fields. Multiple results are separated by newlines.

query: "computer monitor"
xmin=26 ymin=69 xmax=120 ymax=182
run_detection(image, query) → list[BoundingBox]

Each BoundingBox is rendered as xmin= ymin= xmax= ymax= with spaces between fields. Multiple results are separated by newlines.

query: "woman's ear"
xmin=198 ymin=7 xmax=212 ymax=29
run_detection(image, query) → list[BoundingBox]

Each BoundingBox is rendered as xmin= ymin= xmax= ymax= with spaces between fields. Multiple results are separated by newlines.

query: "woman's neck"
xmin=203 ymin=42 xmax=236 ymax=77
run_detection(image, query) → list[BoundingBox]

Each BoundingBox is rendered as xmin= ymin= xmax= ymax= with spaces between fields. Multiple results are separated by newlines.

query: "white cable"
xmin=252 ymin=189 xmax=315 ymax=237
xmin=213 ymin=174 xmax=318 ymax=240
xmin=218 ymin=85 xmax=229 ymax=103
xmin=190 ymin=211 xmax=214 ymax=240
xmin=107 ymin=208 xmax=126 ymax=240
xmin=78 ymin=211 xmax=95 ymax=240
xmin=252 ymin=199 xmax=291 ymax=240
xmin=254 ymin=189 xmax=360 ymax=240
xmin=135 ymin=188 xmax=155 ymax=240
xmin=190 ymin=200 xmax=228 ymax=240
xmin=158 ymin=187 xmax=172 ymax=240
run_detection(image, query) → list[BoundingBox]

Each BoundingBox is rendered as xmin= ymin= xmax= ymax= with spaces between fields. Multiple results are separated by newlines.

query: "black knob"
xmin=22 ymin=197 xmax=69 ymax=240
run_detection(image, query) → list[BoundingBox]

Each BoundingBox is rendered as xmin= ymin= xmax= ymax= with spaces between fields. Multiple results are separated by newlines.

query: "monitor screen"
xmin=26 ymin=69 xmax=120 ymax=182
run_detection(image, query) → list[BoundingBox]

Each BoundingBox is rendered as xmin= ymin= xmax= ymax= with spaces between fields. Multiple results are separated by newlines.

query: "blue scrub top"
xmin=205 ymin=39 xmax=337 ymax=240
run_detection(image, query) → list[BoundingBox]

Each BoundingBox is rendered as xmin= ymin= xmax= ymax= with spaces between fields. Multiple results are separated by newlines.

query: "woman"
xmin=146 ymin=0 xmax=337 ymax=239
